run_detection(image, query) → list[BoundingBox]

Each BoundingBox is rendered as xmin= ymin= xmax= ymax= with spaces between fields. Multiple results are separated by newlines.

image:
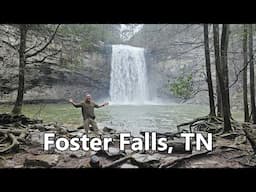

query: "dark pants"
xmin=84 ymin=118 xmax=99 ymax=134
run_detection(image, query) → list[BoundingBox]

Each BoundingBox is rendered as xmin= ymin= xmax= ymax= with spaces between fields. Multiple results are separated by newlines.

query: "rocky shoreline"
xmin=0 ymin=113 xmax=256 ymax=168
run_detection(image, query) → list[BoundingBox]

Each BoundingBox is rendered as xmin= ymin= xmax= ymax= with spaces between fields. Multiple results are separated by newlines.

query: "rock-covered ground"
xmin=0 ymin=113 xmax=256 ymax=168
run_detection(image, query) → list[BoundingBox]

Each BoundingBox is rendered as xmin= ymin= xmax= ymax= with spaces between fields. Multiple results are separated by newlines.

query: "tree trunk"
xmin=213 ymin=24 xmax=232 ymax=132
xmin=249 ymin=24 xmax=256 ymax=124
xmin=220 ymin=24 xmax=232 ymax=132
xmin=203 ymin=24 xmax=216 ymax=116
xmin=12 ymin=25 xmax=28 ymax=115
xmin=243 ymin=24 xmax=249 ymax=122
xmin=221 ymin=24 xmax=231 ymax=117
xmin=213 ymin=24 xmax=222 ymax=117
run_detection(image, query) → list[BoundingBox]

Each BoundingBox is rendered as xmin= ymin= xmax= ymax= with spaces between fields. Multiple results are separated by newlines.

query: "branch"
xmin=24 ymin=39 xmax=44 ymax=54
xmin=25 ymin=50 xmax=61 ymax=65
xmin=25 ymin=24 xmax=60 ymax=59
xmin=191 ymin=89 xmax=208 ymax=97
xmin=229 ymin=51 xmax=256 ymax=88
xmin=1 ymin=40 xmax=18 ymax=50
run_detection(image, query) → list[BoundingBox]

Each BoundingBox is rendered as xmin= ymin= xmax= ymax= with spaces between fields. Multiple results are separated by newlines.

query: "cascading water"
xmin=110 ymin=44 xmax=148 ymax=104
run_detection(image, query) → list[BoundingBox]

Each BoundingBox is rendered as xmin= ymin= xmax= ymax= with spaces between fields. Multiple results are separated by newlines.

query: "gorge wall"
xmin=0 ymin=25 xmax=112 ymax=103
xmin=128 ymin=24 xmax=253 ymax=110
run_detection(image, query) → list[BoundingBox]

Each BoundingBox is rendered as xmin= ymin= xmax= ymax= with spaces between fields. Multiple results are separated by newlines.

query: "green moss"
xmin=169 ymin=73 xmax=193 ymax=100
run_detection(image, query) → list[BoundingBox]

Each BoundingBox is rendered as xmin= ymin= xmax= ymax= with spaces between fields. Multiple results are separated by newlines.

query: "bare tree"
xmin=214 ymin=24 xmax=232 ymax=132
xmin=11 ymin=24 xmax=60 ymax=115
xmin=243 ymin=24 xmax=249 ymax=122
xmin=213 ymin=24 xmax=222 ymax=117
xmin=203 ymin=24 xmax=215 ymax=116
xmin=249 ymin=24 xmax=256 ymax=124
xmin=12 ymin=25 xmax=28 ymax=114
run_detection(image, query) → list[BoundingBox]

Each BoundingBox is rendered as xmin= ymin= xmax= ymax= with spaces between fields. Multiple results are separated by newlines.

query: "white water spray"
xmin=110 ymin=44 xmax=148 ymax=104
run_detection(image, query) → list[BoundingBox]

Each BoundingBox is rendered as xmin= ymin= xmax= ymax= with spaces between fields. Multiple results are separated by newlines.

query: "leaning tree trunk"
xmin=203 ymin=24 xmax=216 ymax=116
xmin=12 ymin=25 xmax=28 ymax=115
xmin=213 ymin=24 xmax=222 ymax=117
xmin=249 ymin=24 xmax=256 ymax=124
xmin=243 ymin=24 xmax=249 ymax=122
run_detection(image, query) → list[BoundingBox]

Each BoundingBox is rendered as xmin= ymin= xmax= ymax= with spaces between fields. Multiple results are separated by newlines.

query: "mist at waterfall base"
xmin=110 ymin=44 xmax=150 ymax=105
xmin=103 ymin=44 xmax=198 ymax=135
xmin=94 ymin=44 xmax=207 ymax=136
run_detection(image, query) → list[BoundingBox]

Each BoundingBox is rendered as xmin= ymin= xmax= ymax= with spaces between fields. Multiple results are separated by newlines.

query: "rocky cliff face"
xmin=129 ymin=24 xmax=207 ymax=102
xmin=0 ymin=25 xmax=112 ymax=103
xmin=129 ymin=24 xmax=252 ymax=109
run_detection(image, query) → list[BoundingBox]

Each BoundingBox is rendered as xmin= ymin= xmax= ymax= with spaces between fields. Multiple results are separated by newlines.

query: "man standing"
xmin=69 ymin=94 xmax=109 ymax=134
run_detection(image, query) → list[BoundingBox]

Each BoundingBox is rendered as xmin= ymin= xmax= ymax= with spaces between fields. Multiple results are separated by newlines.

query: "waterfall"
xmin=110 ymin=44 xmax=148 ymax=104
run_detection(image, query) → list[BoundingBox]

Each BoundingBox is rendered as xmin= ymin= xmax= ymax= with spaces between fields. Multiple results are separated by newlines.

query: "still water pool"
xmin=0 ymin=103 xmax=243 ymax=136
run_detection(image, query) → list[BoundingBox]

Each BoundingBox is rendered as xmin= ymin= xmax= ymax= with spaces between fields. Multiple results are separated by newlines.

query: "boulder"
xmin=96 ymin=147 xmax=125 ymax=160
xmin=24 ymin=154 xmax=59 ymax=168
xmin=130 ymin=153 xmax=160 ymax=168
xmin=103 ymin=127 xmax=116 ymax=134
xmin=120 ymin=163 xmax=138 ymax=168
xmin=89 ymin=155 xmax=102 ymax=168
xmin=165 ymin=138 xmax=192 ymax=154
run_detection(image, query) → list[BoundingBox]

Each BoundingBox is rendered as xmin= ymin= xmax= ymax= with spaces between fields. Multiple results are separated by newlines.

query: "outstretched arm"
xmin=95 ymin=102 xmax=109 ymax=108
xmin=68 ymin=98 xmax=82 ymax=108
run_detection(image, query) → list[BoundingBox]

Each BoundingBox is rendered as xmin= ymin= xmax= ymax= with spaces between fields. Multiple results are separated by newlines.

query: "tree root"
xmin=159 ymin=149 xmax=213 ymax=168
xmin=0 ymin=133 xmax=19 ymax=154
xmin=0 ymin=128 xmax=27 ymax=154
xmin=177 ymin=115 xmax=242 ymax=134
xmin=242 ymin=124 xmax=256 ymax=154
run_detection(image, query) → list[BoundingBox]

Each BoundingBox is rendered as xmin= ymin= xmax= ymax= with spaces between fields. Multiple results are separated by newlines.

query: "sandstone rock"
xmin=103 ymin=127 xmax=116 ymax=134
xmin=96 ymin=147 xmax=125 ymax=160
xmin=165 ymin=138 xmax=191 ymax=154
xmin=130 ymin=153 xmax=160 ymax=168
xmin=0 ymin=159 xmax=6 ymax=168
xmin=69 ymin=150 xmax=86 ymax=158
xmin=120 ymin=163 xmax=138 ymax=168
xmin=30 ymin=131 xmax=45 ymax=146
xmin=24 ymin=154 xmax=59 ymax=168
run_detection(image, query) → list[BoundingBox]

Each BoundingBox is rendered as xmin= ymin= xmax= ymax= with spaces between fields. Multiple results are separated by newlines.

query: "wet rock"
xmin=159 ymin=156 xmax=180 ymax=168
xmin=89 ymin=155 xmax=102 ymax=168
xmin=30 ymin=124 xmax=46 ymax=131
xmin=66 ymin=127 xmax=77 ymax=133
xmin=166 ymin=138 xmax=191 ymax=154
xmin=120 ymin=163 xmax=138 ymax=168
xmin=125 ymin=149 xmax=133 ymax=155
xmin=24 ymin=154 xmax=59 ymax=168
xmin=96 ymin=147 xmax=125 ymax=160
xmin=130 ymin=153 xmax=160 ymax=168
xmin=0 ymin=159 xmax=6 ymax=168
xmin=69 ymin=131 xmax=84 ymax=137
xmin=30 ymin=130 xmax=45 ymax=146
xmin=103 ymin=127 xmax=116 ymax=134
xmin=69 ymin=150 xmax=87 ymax=158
